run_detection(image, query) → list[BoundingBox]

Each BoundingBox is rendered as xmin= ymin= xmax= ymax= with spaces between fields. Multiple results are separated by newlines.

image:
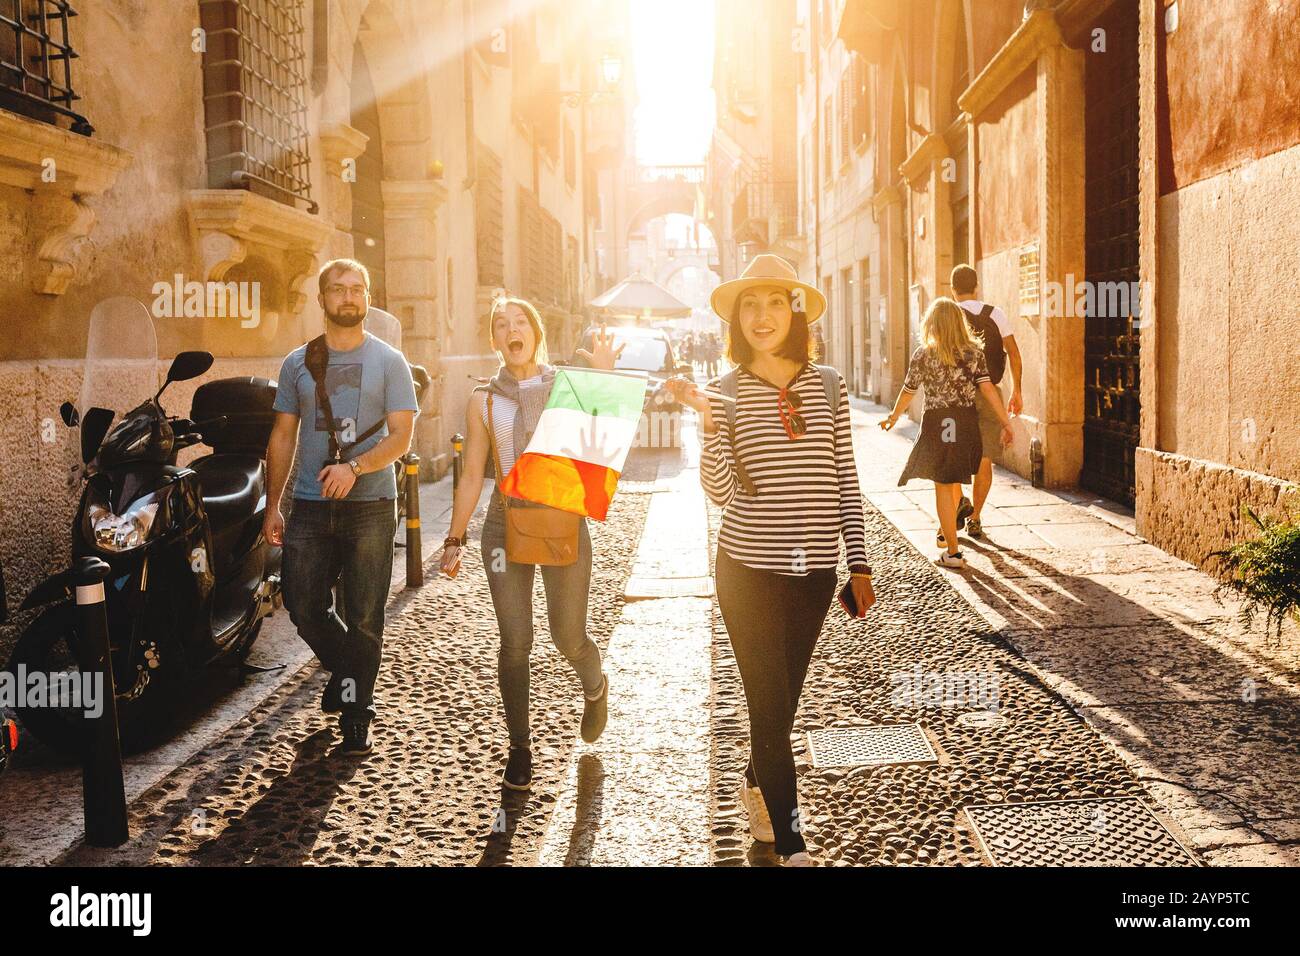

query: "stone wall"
xmin=1136 ymin=448 xmax=1297 ymax=579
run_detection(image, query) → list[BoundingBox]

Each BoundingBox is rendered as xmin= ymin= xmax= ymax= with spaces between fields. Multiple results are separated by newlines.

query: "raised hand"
xmin=575 ymin=323 xmax=626 ymax=371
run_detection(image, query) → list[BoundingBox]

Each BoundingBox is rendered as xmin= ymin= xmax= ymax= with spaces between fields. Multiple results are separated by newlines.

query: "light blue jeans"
xmin=480 ymin=491 xmax=603 ymax=747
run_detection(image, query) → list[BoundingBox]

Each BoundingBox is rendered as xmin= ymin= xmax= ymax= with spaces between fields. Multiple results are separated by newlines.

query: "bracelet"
xmin=851 ymin=572 xmax=873 ymax=580
xmin=443 ymin=535 xmax=464 ymax=548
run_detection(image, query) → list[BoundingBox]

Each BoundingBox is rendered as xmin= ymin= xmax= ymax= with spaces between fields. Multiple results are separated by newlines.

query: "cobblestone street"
xmin=46 ymin=412 xmax=1298 ymax=867
xmin=61 ymin=489 xmax=651 ymax=866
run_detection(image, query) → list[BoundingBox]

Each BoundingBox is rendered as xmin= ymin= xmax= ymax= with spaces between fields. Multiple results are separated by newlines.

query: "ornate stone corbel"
xmin=186 ymin=190 xmax=333 ymax=315
xmin=0 ymin=109 xmax=131 ymax=295
xmin=284 ymin=249 xmax=320 ymax=314
xmin=30 ymin=190 xmax=96 ymax=295
xmin=197 ymin=230 xmax=248 ymax=282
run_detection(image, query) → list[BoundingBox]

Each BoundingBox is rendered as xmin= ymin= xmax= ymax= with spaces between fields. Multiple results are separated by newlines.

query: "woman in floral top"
xmin=880 ymin=297 xmax=1013 ymax=569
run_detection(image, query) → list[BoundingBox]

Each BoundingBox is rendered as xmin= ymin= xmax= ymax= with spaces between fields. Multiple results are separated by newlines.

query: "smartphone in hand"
xmin=441 ymin=545 xmax=462 ymax=579
xmin=838 ymin=580 xmax=860 ymax=618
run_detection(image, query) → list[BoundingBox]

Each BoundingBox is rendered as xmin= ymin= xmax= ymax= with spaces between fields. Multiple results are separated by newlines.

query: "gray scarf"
xmin=481 ymin=362 xmax=555 ymax=473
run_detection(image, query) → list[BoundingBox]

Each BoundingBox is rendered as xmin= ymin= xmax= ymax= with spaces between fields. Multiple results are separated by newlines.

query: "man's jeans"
xmin=480 ymin=492 xmax=603 ymax=748
xmin=282 ymin=497 xmax=396 ymax=718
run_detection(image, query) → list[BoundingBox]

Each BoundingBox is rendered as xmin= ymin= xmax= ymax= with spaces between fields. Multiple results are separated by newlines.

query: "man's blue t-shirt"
xmin=273 ymin=332 xmax=419 ymax=501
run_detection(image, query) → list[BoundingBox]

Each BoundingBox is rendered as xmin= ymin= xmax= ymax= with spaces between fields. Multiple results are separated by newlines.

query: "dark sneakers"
xmin=337 ymin=712 xmax=373 ymax=755
xmin=956 ymin=496 xmax=974 ymax=531
xmin=502 ymin=745 xmax=533 ymax=791
xmin=321 ymin=672 xmax=345 ymax=713
xmin=581 ymin=673 xmax=609 ymax=744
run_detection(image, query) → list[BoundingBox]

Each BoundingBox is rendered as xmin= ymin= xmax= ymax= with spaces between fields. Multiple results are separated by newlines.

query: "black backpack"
xmin=965 ymin=303 xmax=1006 ymax=386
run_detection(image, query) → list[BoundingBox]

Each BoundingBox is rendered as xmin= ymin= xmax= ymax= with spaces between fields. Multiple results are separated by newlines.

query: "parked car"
xmin=568 ymin=325 xmax=693 ymax=448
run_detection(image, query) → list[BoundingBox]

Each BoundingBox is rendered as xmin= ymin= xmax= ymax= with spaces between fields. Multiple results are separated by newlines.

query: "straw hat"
xmin=710 ymin=253 xmax=827 ymax=323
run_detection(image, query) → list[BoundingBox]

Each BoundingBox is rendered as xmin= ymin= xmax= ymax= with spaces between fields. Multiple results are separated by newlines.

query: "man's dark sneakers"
xmin=581 ymin=673 xmax=609 ymax=744
xmin=337 ymin=712 xmax=373 ymax=755
xmin=502 ymin=745 xmax=532 ymax=791
xmin=321 ymin=672 xmax=345 ymax=713
xmin=956 ymin=496 xmax=974 ymax=531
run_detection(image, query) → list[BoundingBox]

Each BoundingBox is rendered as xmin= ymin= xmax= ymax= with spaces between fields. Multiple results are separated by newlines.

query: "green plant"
xmin=1212 ymin=501 xmax=1300 ymax=642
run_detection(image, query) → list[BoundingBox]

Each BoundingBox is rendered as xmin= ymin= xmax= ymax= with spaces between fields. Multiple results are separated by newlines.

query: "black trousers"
xmin=715 ymin=548 xmax=837 ymax=855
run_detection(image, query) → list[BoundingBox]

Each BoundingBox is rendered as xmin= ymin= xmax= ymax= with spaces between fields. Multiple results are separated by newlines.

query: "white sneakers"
xmin=738 ymin=778 xmax=775 ymax=843
xmin=936 ymin=550 xmax=967 ymax=569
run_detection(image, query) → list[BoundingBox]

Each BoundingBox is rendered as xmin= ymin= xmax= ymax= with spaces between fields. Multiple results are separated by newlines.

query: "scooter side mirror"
xmin=80 ymin=407 xmax=114 ymax=464
xmin=166 ymin=350 xmax=214 ymax=385
xmin=59 ymin=401 xmax=79 ymax=428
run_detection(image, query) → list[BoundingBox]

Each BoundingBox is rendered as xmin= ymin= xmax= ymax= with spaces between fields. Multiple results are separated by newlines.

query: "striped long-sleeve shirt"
xmin=699 ymin=363 xmax=869 ymax=575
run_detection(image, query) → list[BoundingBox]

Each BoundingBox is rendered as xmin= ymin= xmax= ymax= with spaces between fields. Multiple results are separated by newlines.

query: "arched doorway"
xmin=350 ymin=37 xmax=387 ymax=308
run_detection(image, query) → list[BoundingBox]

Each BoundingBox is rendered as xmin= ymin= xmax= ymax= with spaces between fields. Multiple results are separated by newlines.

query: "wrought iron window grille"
xmin=0 ymin=0 xmax=92 ymax=135
xmin=199 ymin=0 xmax=316 ymax=212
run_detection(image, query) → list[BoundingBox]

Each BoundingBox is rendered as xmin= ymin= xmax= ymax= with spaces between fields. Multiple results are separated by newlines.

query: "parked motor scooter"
xmin=4 ymin=298 xmax=282 ymax=753
xmin=0 ymin=559 xmax=16 ymax=774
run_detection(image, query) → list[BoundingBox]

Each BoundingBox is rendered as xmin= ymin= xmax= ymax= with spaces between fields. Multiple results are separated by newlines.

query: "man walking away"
xmin=949 ymin=264 xmax=1022 ymax=541
xmin=264 ymin=258 xmax=419 ymax=755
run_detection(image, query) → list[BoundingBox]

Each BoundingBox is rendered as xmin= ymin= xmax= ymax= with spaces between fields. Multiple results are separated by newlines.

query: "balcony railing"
xmin=637 ymin=164 xmax=705 ymax=184
xmin=731 ymin=180 xmax=799 ymax=244
xmin=0 ymin=0 xmax=92 ymax=134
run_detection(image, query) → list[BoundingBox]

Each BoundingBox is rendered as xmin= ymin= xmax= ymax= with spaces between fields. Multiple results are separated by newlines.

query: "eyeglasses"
xmin=325 ymin=283 xmax=368 ymax=299
xmin=778 ymin=387 xmax=806 ymax=439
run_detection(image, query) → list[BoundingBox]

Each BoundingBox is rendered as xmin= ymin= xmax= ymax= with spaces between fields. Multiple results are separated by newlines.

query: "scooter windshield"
xmin=79 ymin=297 xmax=159 ymax=420
xmin=364 ymin=305 xmax=403 ymax=353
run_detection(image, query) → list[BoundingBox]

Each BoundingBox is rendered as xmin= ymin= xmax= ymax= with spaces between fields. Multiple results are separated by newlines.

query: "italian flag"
xmin=499 ymin=367 xmax=648 ymax=521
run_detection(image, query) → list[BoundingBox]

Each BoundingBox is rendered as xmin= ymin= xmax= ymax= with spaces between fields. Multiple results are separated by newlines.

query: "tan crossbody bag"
xmin=486 ymin=391 xmax=580 ymax=566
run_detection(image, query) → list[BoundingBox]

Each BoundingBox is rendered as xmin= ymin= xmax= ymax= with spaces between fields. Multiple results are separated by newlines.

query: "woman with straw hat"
xmin=664 ymin=254 xmax=875 ymax=867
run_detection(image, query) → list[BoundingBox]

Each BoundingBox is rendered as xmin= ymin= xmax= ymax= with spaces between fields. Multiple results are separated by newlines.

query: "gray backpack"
xmin=717 ymin=364 xmax=841 ymax=496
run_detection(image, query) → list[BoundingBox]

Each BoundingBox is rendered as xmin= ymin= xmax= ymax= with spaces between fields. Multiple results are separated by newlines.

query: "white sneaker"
xmin=936 ymin=550 xmax=967 ymax=569
xmin=738 ymin=778 xmax=775 ymax=843
xmin=782 ymin=851 xmax=812 ymax=867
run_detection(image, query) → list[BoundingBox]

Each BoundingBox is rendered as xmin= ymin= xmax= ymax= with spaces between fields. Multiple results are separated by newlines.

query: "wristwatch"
xmin=347 ymin=458 xmax=362 ymax=476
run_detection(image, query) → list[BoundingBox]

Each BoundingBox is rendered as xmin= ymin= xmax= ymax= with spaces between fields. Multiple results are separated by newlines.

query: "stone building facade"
xmin=793 ymin=0 xmax=1299 ymax=575
xmin=0 ymin=0 xmax=632 ymax=650
xmin=706 ymin=0 xmax=801 ymax=296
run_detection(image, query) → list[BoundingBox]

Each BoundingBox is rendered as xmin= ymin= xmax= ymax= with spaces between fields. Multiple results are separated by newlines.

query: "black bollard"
xmin=73 ymin=556 xmax=129 ymax=847
xmin=451 ymin=432 xmax=464 ymax=492
xmin=404 ymin=452 xmax=423 ymax=588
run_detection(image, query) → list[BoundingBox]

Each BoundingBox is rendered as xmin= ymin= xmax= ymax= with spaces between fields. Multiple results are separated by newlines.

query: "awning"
xmin=589 ymin=272 xmax=693 ymax=319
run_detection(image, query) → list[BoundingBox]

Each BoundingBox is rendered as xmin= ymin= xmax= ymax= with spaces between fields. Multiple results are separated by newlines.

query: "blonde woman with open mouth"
xmin=439 ymin=297 xmax=623 ymax=792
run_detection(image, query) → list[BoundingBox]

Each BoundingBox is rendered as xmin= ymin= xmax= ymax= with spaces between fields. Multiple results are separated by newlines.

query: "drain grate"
xmin=807 ymin=723 xmax=938 ymax=769
xmin=964 ymin=797 xmax=1198 ymax=866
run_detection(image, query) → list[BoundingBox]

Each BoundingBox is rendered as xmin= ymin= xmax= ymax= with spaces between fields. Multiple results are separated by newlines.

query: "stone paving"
xmin=58 ymin=482 xmax=651 ymax=866
xmin=705 ymin=498 xmax=1173 ymax=866
xmin=34 ymin=405 xmax=1298 ymax=867
xmin=537 ymin=474 xmax=713 ymax=866
xmin=850 ymin=399 xmax=1300 ymax=866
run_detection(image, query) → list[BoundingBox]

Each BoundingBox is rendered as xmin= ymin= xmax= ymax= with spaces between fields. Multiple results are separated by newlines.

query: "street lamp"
xmin=600 ymin=53 xmax=623 ymax=89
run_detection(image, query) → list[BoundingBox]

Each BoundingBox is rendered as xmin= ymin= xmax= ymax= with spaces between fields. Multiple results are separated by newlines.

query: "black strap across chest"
xmin=304 ymin=334 xmax=386 ymax=463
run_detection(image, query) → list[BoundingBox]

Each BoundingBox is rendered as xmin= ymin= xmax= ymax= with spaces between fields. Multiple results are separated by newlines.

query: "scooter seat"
xmin=191 ymin=453 xmax=265 ymax=534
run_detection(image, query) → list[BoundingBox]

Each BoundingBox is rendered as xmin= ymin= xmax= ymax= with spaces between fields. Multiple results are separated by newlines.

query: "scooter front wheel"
xmin=4 ymin=601 xmax=171 ymax=755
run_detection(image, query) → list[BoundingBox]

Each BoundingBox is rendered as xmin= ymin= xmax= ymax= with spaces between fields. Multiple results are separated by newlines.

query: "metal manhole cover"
xmin=964 ymin=797 xmax=1198 ymax=866
xmin=957 ymin=710 xmax=1006 ymax=729
xmin=807 ymin=723 xmax=938 ymax=769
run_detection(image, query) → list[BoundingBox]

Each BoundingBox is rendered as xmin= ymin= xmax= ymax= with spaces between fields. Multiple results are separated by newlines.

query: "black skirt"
xmin=898 ymin=405 xmax=983 ymax=485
